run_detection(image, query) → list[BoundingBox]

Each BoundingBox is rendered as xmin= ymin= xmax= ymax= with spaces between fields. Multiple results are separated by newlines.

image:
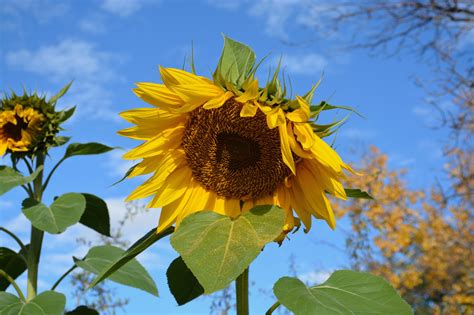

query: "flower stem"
xmin=0 ymin=269 xmax=26 ymax=302
xmin=236 ymin=267 xmax=249 ymax=315
xmin=265 ymin=301 xmax=281 ymax=315
xmin=26 ymin=153 xmax=45 ymax=301
xmin=51 ymin=265 xmax=77 ymax=291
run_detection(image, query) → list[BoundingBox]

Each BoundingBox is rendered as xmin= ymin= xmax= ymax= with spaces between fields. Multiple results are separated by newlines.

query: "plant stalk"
xmin=236 ymin=267 xmax=249 ymax=315
xmin=26 ymin=153 xmax=45 ymax=301
xmin=0 ymin=269 xmax=26 ymax=302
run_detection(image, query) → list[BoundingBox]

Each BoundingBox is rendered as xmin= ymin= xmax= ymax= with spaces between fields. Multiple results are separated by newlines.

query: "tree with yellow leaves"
xmin=336 ymin=146 xmax=473 ymax=314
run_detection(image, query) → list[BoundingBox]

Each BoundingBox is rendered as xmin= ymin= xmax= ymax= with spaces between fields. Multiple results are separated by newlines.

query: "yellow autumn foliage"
xmin=336 ymin=146 xmax=473 ymax=315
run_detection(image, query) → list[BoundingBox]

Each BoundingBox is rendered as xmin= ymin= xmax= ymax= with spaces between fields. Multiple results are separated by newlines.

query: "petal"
xmin=235 ymin=80 xmax=259 ymax=103
xmin=279 ymin=123 xmax=296 ymax=175
xmin=123 ymin=125 xmax=184 ymax=159
xmin=146 ymin=166 xmax=193 ymax=207
xmin=240 ymin=101 xmax=258 ymax=117
xmin=294 ymin=122 xmax=316 ymax=150
xmin=203 ymin=91 xmax=234 ymax=109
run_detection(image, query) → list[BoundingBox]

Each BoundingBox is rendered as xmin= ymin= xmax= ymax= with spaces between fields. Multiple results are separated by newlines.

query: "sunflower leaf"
xmin=64 ymin=142 xmax=114 ymax=159
xmin=0 ymin=165 xmax=43 ymax=196
xmin=49 ymin=81 xmax=73 ymax=105
xmin=273 ymin=271 xmax=413 ymax=315
xmin=0 ymin=291 xmax=66 ymax=315
xmin=79 ymin=193 xmax=111 ymax=236
xmin=167 ymin=256 xmax=204 ymax=305
xmin=0 ymin=247 xmax=27 ymax=290
xmin=88 ymin=227 xmax=173 ymax=291
xmin=345 ymin=188 xmax=374 ymax=199
xmin=170 ymin=205 xmax=285 ymax=294
xmin=22 ymin=193 xmax=86 ymax=234
xmin=76 ymin=245 xmax=158 ymax=296
xmin=215 ymin=35 xmax=256 ymax=88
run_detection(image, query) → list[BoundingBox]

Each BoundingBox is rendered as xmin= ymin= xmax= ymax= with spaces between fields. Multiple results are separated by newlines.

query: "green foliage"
xmin=89 ymin=227 xmax=173 ymax=290
xmin=214 ymin=35 xmax=256 ymax=88
xmin=64 ymin=142 xmax=114 ymax=159
xmin=345 ymin=188 xmax=374 ymax=199
xmin=79 ymin=194 xmax=111 ymax=236
xmin=167 ymin=256 xmax=204 ymax=305
xmin=75 ymin=245 xmax=158 ymax=296
xmin=273 ymin=271 xmax=413 ymax=315
xmin=0 ymin=247 xmax=27 ymax=290
xmin=22 ymin=193 xmax=86 ymax=234
xmin=171 ymin=205 xmax=285 ymax=294
xmin=65 ymin=305 xmax=99 ymax=315
xmin=0 ymin=166 xmax=42 ymax=196
xmin=0 ymin=291 xmax=66 ymax=315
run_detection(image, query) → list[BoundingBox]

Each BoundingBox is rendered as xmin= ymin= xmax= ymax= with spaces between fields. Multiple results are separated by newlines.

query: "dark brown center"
xmin=182 ymin=98 xmax=292 ymax=199
xmin=2 ymin=115 xmax=29 ymax=141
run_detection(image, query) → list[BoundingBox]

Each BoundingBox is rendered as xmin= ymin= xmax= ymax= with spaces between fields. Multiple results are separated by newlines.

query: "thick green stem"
xmin=26 ymin=153 xmax=45 ymax=301
xmin=236 ymin=267 xmax=249 ymax=315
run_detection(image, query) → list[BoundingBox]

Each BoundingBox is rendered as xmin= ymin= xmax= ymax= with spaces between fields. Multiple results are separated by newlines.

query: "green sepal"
xmin=214 ymin=35 xmax=256 ymax=89
xmin=49 ymin=81 xmax=73 ymax=106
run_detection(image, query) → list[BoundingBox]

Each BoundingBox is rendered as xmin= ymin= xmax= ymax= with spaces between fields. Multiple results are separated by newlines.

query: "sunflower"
xmin=120 ymin=37 xmax=355 ymax=236
xmin=0 ymin=104 xmax=44 ymax=156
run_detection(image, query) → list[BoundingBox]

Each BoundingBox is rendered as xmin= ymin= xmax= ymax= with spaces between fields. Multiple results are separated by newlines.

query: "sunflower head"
xmin=120 ymin=36 xmax=360 ymax=238
xmin=0 ymin=83 xmax=75 ymax=157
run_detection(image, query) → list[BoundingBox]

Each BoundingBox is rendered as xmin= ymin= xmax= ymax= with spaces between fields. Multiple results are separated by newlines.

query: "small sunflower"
xmin=120 ymin=37 xmax=356 ymax=235
xmin=0 ymin=104 xmax=44 ymax=155
xmin=0 ymin=84 xmax=75 ymax=157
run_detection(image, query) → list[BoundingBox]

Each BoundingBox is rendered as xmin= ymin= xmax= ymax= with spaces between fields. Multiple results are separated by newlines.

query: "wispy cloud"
xmin=6 ymin=39 xmax=123 ymax=120
xmin=0 ymin=0 xmax=69 ymax=30
xmin=100 ymin=0 xmax=160 ymax=17
xmin=79 ymin=15 xmax=107 ymax=34
xmin=339 ymin=127 xmax=375 ymax=140
xmin=276 ymin=53 xmax=327 ymax=75
xmin=298 ymin=270 xmax=332 ymax=285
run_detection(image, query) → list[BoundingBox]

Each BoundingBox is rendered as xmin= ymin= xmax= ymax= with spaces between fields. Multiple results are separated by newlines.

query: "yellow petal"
xmin=0 ymin=142 xmax=7 ymax=156
xmin=159 ymin=67 xmax=211 ymax=86
xmin=176 ymin=181 xmax=211 ymax=223
xmin=123 ymin=125 xmax=184 ymax=160
xmin=235 ymin=80 xmax=259 ymax=103
xmin=265 ymin=107 xmax=286 ymax=129
xmin=294 ymin=123 xmax=316 ymax=150
xmin=286 ymin=97 xmax=310 ymax=123
xmin=126 ymin=153 xmax=185 ymax=200
xmin=134 ymin=83 xmax=183 ymax=109
xmin=287 ymin=123 xmax=313 ymax=159
xmin=279 ymin=123 xmax=296 ymax=175
xmin=147 ymin=166 xmax=193 ymax=207
xmin=240 ymin=101 xmax=258 ymax=117
xmin=203 ymin=91 xmax=234 ymax=109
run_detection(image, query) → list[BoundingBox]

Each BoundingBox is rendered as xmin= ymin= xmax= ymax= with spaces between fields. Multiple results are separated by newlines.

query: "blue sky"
xmin=0 ymin=0 xmax=459 ymax=314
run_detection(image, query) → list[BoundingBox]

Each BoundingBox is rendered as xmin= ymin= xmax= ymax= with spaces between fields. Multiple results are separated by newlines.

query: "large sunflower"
xmin=120 ymin=37 xmax=355 ymax=235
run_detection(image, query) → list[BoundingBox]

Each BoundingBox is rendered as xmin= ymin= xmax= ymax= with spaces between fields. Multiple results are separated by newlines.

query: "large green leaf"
xmin=216 ymin=35 xmax=256 ymax=86
xmin=0 ymin=166 xmax=43 ymax=196
xmin=167 ymin=256 xmax=204 ymax=305
xmin=65 ymin=305 xmax=99 ymax=315
xmin=0 ymin=291 xmax=66 ymax=315
xmin=22 ymin=193 xmax=86 ymax=234
xmin=171 ymin=205 xmax=284 ymax=294
xmin=75 ymin=245 xmax=158 ymax=296
xmin=0 ymin=247 xmax=27 ymax=290
xmin=273 ymin=271 xmax=413 ymax=315
xmin=64 ymin=142 xmax=114 ymax=159
xmin=79 ymin=193 xmax=110 ymax=236
xmin=345 ymin=188 xmax=374 ymax=200
xmin=89 ymin=227 xmax=173 ymax=289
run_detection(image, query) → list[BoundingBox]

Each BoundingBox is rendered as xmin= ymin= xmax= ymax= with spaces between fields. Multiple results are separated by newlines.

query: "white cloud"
xmin=298 ymin=270 xmax=332 ymax=285
xmin=6 ymin=39 xmax=122 ymax=120
xmin=339 ymin=127 xmax=375 ymax=140
xmin=277 ymin=53 xmax=327 ymax=75
xmin=0 ymin=0 xmax=69 ymax=25
xmin=105 ymin=149 xmax=136 ymax=178
xmin=101 ymin=0 xmax=159 ymax=17
xmin=79 ymin=15 xmax=107 ymax=34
